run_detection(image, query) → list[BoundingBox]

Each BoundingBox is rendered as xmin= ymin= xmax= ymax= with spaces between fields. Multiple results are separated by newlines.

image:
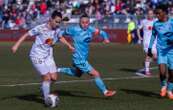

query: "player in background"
xmin=57 ymin=14 xmax=116 ymax=97
xmin=137 ymin=9 xmax=157 ymax=76
xmin=11 ymin=10 xmax=74 ymax=104
xmin=148 ymin=4 xmax=173 ymax=100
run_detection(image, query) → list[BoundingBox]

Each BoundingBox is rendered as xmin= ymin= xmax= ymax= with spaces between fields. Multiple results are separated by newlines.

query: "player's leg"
xmin=142 ymin=42 xmax=151 ymax=75
xmin=144 ymin=54 xmax=152 ymax=75
xmin=157 ymin=50 xmax=168 ymax=97
xmin=144 ymin=45 xmax=157 ymax=75
xmin=41 ymin=74 xmax=51 ymax=100
xmin=167 ymin=55 xmax=173 ymax=99
xmin=167 ymin=68 xmax=173 ymax=99
xmin=89 ymin=68 xmax=116 ymax=97
xmin=159 ymin=64 xmax=167 ymax=97
xmin=45 ymin=57 xmax=58 ymax=81
xmin=57 ymin=66 xmax=82 ymax=77
xmin=30 ymin=57 xmax=52 ymax=101
xmin=76 ymin=61 xmax=116 ymax=97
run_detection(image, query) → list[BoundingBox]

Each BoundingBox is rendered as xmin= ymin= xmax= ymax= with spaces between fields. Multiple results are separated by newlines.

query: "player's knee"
xmin=146 ymin=56 xmax=151 ymax=61
xmin=50 ymin=73 xmax=58 ymax=81
xmin=90 ymin=69 xmax=100 ymax=77
xmin=42 ymin=74 xmax=51 ymax=81
xmin=160 ymin=69 xmax=166 ymax=75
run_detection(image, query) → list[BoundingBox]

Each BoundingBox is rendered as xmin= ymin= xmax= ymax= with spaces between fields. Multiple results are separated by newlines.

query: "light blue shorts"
xmin=157 ymin=49 xmax=173 ymax=69
xmin=73 ymin=60 xmax=93 ymax=73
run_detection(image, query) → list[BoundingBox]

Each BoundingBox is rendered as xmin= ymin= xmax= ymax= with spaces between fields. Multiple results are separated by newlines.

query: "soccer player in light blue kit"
xmin=148 ymin=4 xmax=173 ymax=100
xmin=57 ymin=14 xmax=116 ymax=97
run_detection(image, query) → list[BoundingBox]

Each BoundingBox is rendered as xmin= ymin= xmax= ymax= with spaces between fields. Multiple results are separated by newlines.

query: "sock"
xmin=167 ymin=82 xmax=173 ymax=92
xmin=145 ymin=61 xmax=150 ymax=72
xmin=41 ymin=81 xmax=51 ymax=100
xmin=94 ymin=77 xmax=107 ymax=94
xmin=57 ymin=67 xmax=77 ymax=76
xmin=160 ymin=79 xmax=167 ymax=87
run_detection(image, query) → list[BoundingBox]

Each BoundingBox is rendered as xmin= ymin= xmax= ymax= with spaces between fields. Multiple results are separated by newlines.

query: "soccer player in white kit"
xmin=11 ymin=10 xmax=74 ymax=105
xmin=137 ymin=9 xmax=157 ymax=76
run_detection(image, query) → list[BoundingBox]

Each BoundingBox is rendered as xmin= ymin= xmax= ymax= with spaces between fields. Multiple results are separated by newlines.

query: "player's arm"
xmin=95 ymin=28 xmax=110 ymax=44
xmin=12 ymin=26 xmax=39 ymax=53
xmin=137 ymin=28 xmax=143 ymax=41
xmin=167 ymin=19 xmax=173 ymax=45
xmin=11 ymin=32 xmax=29 ymax=53
xmin=58 ymin=28 xmax=75 ymax=52
xmin=148 ymin=25 xmax=157 ymax=57
xmin=137 ymin=20 xmax=143 ymax=40
xmin=59 ymin=36 xmax=74 ymax=52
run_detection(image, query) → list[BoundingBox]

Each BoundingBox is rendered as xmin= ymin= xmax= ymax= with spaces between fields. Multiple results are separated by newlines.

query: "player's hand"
xmin=139 ymin=37 xmax=143 ymax=41
xmin=68 ymin=45 xmax=75 ymax=52
xmin=11 ymin=45 xmax=18 ymax=53
xmin=147 ymin=48 xmax=153 ymax=57
xmin=103 ymin=39 xmax=110 ymax=44
xmin=167 ymin=39 xmax=173 ymax=45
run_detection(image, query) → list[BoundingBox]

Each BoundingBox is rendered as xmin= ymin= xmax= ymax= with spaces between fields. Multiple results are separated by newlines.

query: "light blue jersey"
xmin=62 ymin=25 xmax=109 ymax=64
xmin=149 ymin=18 xmax=173 ymax=51
xmin=149 ymin=18 xmax=173 ymax=69
xmin=58 ymin=25 xmax=109 ymax=94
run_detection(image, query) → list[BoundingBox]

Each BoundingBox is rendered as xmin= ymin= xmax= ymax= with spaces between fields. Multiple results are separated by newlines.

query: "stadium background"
xmin=0 ymin=0 xmax=173 ymax=110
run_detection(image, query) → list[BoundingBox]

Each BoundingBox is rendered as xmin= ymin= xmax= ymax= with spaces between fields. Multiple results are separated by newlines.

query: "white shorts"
xmin=143 ymin=42 xmax=157 ymax=54
xmin=30 ymin=56 xmax=57 ymax=75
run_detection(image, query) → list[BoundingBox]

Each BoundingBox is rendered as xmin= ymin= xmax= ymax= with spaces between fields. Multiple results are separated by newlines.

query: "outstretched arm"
xmin=11 ymin=32 xmax=29 ymax=53
xmin=59 ymin=36 xmax=75 ymax=52
xmin=99 ymin=30 xmax=110 ymax=44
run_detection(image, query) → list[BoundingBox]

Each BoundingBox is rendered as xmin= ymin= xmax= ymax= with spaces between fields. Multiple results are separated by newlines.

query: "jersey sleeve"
xmin=99 ymin=30 xmax=109 ymax=39
xmin=90 ymin=26 xmax=109 ymax=40
xmin=61 ymin=26 xmax=75 ymax=37
xmin=149 ymin=22 xmax=157 ymax=49
xmin=28 ymin=25 xmax=40 ymax=36
xmin=58 ymin=30 xmax=65 ymax=38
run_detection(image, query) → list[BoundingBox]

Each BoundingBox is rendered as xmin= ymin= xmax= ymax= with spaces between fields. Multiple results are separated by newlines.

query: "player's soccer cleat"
xmin=104 ymin=90 xmax=116 ymax=97
xmin=167 ymin=91 xmax=173 ymax=100
xmin=136 ymin=71 xmax=151 ymax=77
xmin=145 ymin=71 xmax=152 ymax=76
xmin=160 ymin=86 xmax=167 ymax=97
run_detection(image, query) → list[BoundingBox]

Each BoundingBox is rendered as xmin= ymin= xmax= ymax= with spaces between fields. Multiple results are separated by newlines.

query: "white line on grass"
xmin=0 ymin=75 xmax=158 ymax=87
xmin=0 ymin=66 xmax=158 ymax=87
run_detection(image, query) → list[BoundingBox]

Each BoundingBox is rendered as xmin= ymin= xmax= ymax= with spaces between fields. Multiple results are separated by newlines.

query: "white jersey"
xmin=139 ymin=18 xmax=156 ymax=44
xmin=28 ymin=23 xmax=61 ymax=59
xmin=139 ymin=18 xmax=157 ymax=53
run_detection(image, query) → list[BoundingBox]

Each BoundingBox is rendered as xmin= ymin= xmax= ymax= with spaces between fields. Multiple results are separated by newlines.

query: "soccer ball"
xmin=45 ymin=94 xmax=60 ymax=108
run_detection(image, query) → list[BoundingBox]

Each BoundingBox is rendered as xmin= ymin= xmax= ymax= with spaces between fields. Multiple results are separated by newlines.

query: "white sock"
xmin=57 ymin=68 xmax=61 ymax=72
xmin=41 ymin=81 xmax=51 ymax=100
xmin=145 ymin=61 xmax=150 ymax=72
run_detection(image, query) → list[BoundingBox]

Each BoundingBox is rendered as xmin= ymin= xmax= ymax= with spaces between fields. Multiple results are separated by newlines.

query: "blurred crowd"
xmin=0 ymin=0 xmax=173 ymax=30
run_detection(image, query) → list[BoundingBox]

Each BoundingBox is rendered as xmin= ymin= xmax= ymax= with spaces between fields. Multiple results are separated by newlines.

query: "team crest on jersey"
xmin=45 ymin=38 xmax=53 ymax=45
xmin=148 ymin=26 xmax=152 ymax=30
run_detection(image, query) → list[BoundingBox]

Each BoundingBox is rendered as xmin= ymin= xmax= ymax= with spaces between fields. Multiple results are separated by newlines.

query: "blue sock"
xmin=94 ymin=77 xmax=107 ymax=94
xmin=167 ymin=82 xmax=173 ymax=91
xmin=160 ymin=80 xmax=167 ymax=87
xmin=41 ymin=81 xmax=51 ymax=100
xmin=57 ymin=67 xmax=77 ymax=76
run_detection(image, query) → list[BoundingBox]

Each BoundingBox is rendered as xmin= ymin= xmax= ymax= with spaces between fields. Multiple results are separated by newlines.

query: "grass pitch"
xmin=0 ymin=42 xmax=172 ymax=110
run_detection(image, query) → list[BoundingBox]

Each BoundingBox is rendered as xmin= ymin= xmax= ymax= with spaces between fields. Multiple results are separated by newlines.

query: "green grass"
xmin=0 ymin=42 xmax=172 ymax=110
